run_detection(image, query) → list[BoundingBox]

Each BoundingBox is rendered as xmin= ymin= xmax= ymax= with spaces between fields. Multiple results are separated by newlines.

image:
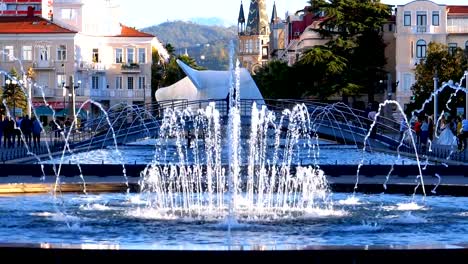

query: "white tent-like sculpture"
xmin=155 ymin=60 xmax=265 ymax=103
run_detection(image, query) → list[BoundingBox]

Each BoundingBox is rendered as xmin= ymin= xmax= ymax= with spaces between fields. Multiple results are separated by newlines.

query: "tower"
xmin=238 ymin=0 xmax=270 ymax=74
xmin=269 ymin=1 xmax=285 ymax=60
xmin=238 ymin=1 xmax=245 ymax=35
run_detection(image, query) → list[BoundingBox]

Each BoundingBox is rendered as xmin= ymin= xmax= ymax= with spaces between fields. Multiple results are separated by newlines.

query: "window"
xmin=465 ymin=41 xmax=468 ymax=51
xmin=403 ymin=73 xmax=414 ymax=91
xmin=138 ymin=76 xmax=145 ymax=89
xmin=127 ymin=48 xmax=135 ymax=64
xmin=61 ymin=8 xmax=76 ymax=20
xmin=416 ymin=12 xmax=427 ymax=32
xmin=3 ymin=46 xmax=14 ymax=61
xmin=416 ymin=40 xmax=427 ymax=58
xmin=22 ymin=46 xmax=32 ymax=61
xmin=404 ymin=11 xmax=411 ymax=26
xmin=57 ymin=45 xmax=66 ymax=61
xmin=116 ymin=76 xmax=122 ymax=89
xmin=388 ymin=24 xmax=394 ymax=32
xmin=115 ymin=48 xmax=123 ymax=63
xmin=127 ymin=77 xmax=134 ymax=90
xmin=432 ymin=11 xmax=440 ymax=26
xmin=92 ymin=48 xmax=99 ymax=63
xmin=57 ymin=74 xmax=66 ymax=88
xmin=92 ymin=76 xmax=99 ymax=89
xmin=39 ymin=46 xmax=49 ymax=61
xmin=6 ymin=4 xmax=17 ymax=11
xmin=448 ymin=43 xmax=458 ymax=55
xmin=138 ymin=48 xmax=146 ymax=64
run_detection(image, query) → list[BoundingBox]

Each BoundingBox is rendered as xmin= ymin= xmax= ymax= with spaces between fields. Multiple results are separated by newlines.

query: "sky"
xmin=115 ymin=0 xmax=468 ymax=29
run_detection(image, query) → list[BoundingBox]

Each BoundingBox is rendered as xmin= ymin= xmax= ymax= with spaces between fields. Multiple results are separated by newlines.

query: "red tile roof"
xmin=447 ymin=6 xmax=468 ymax=15
xmin=0 ymin=16 xmax=76 ymax=34
xmin=114 ymin=24 xmax=154 ymax=38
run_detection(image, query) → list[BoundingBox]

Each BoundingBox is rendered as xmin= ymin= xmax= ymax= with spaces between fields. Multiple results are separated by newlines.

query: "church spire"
xmin=238 ymin=1 xmax=246 ymax=24
xmin=246 ymin=0 xmax=269 ymax=36
xmin=238 ymin=1 xmax=246 ymax=35
xmin=271 ymin=1 xmax=278 ymax=24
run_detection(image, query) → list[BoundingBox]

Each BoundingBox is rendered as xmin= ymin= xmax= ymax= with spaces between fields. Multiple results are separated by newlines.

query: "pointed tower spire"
xmin=238 ymin=1 xmax=246 ymax=35
xmin=246 ymin=0 xmax=269 ymax=35
xmin=238 ymin=1 xmax=246 ymax=24
xmin=271 ymin=1 xmax=278 ymax=24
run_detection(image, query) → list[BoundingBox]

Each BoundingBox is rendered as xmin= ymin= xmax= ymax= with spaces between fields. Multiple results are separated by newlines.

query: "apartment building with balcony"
xmin=0 ymin=0 xmax=165 ymax=121
xmin=51 ymin=0 xmax=157 ymax=115
xmin=0 ymin=13 xmax=77 ymax=112
xmin=0 ymin=0 xmax=43 ymax=16
xmin=395 ymin=0 xmax=468 ymax=108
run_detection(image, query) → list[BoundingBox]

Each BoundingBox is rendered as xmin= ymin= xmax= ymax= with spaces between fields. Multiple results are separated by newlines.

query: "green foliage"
xmin=143 ymin=21 xmax=237 ymax=70
xmin=408 ymin=42 xmax=468 ymax=115
xmin=253 ymin=60 xmax=300 ymax=99
xmin=299 ymin=0 xmax=390 ymax=101
xmin=158 ymin=53 xmax=206 ymax=88
xmin=151 ymin=47 xmax=164 ymax=102
xmin=0 ymin=68 xmax=27 ymax=118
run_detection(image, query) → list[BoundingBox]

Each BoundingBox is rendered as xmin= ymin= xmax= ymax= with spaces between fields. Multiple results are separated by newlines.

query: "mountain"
xmin=142 ymin=21 xmax=237 ymax=70
xmin=188 ymin=17 xmax=235 ymax=27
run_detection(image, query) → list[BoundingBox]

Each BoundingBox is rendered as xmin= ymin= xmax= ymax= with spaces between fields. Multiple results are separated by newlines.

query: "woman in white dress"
xmin=435 ymin=122 xmax=457 ymax=146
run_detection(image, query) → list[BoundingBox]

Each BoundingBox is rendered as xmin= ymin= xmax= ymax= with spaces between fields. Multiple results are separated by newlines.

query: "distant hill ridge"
xmin=142 ymin=21 xmax=237 ymax=70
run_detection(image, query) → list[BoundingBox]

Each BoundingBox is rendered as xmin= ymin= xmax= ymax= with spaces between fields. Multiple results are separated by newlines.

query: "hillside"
xmin=142 ymin=21 xmax=237 ymax=70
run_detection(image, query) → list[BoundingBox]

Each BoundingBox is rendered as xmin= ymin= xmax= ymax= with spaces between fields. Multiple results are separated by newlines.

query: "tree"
xmin=151 ymin=47 xmax=165 ymax=102
xmin=158 ymin=48 xmax=206 ymax=88
xmin=0 ymin=68 xmax=27 ymax=118
xmin=408 ymin=42 xmax=468 ymax=116
xmin=253 ymin=60 xmax=300 ymax=99
xmin=302 ymin=0 xmax=390 ymax=102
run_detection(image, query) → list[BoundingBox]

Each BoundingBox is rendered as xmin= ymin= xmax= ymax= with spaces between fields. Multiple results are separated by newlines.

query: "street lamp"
xmin=5 ymin=79 xmax=18 ymax=118
xmin=62 ymin=78 xmax=81 ymax=122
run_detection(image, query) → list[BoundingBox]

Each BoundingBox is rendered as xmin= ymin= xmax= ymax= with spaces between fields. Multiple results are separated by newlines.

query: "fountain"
xmin=1 ymin=50 xmax=468 ymax=262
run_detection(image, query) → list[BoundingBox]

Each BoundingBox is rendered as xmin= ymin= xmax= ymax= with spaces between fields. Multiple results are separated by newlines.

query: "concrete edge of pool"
xmin=0 ymin=163 xmax=467 ymax=195
xmin=0 ymin=243 xmax=467 ymax=263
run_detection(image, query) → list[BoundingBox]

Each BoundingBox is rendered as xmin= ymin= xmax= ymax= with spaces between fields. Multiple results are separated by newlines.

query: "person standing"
xmin=420 ymin=117 xmax=429 ymax=149
xmin=399 ymin=116 xmax=408 ymax=142
xmin=462 ymin=118 xmax=468 ymax=151
xmin=20 ymin=115 xmax=32 ymax=147
xmin=32 ymin=117 xmax=42 ymax=148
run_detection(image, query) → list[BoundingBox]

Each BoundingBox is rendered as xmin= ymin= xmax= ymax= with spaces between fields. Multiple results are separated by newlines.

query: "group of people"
xmin=0 ymin=115 xmax=43 ymax=149
xmin=404 ymin=113 xmax=468 ymax=151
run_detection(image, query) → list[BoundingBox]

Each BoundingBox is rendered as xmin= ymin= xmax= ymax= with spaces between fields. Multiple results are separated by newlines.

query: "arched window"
xmin=416 ymin=40 xmax=427 ymax=58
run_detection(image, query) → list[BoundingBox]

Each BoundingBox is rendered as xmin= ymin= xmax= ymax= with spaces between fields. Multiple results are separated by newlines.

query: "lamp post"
xmin=465 ymin=70 xmax=468 ymax=120
xmin=434 ymin=68 xmax=439 ymax=124
xmin=62 ymin=77 xmax=81 ymax=123
xmin=5 ymin=79 xmax=18 ymax=118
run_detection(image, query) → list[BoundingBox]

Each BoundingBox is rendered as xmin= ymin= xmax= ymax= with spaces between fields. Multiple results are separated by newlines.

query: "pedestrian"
xmin=32 ymin=117 xmax=42 ymax=148
xmin=399 ymin=116 xmax=408 ymax=142
xmin=413 ymin=117 xmax=422 ymax=145
xmin=20 ymin=115 xmax=32 ymax=147
xmin=420 ymin=117 xmax=429 ymax=148
xmin=461 ymin=118 xmax=468 ymax=151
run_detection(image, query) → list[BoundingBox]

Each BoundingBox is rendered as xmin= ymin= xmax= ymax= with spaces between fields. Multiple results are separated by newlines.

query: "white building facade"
xmin=395 ymin=0 xmax=468 ymax=108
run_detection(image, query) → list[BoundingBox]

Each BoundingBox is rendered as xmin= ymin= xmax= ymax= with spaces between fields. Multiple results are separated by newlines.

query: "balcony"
xmin=33 ymin=87 xmax=54 ymax=97
xmin=447 ymin=18 xmax=468 ymax=34
xmin=121 ymin=63 xmax=141 ymax=73
xmin=32 ymin=61 xmax=55 ymax=71
xmin=113 ymin=89 xmax=148 ymax=99
xmin=77 ymin=62 xmax=107 ymax=73
xmin=90 ymin=89 xmax=111 ymax=99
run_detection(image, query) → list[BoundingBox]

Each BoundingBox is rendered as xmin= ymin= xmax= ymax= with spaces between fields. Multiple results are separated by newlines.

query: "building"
xmin=395 ymin=0 xmax=468 ymax=108
xmin=0 ymin=10 xmax=77 ymax=120
xmin=0 ymin=0 xmax=43 ymax=16
xmin=237 ymin=0 xmax=270 ymax=73
xmin=0 ymin=0 xmax=167 ymax=122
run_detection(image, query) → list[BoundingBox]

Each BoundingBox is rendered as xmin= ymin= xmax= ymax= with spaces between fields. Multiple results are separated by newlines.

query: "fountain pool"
xmin=1 ymin=192 xmax=468 ymax=249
